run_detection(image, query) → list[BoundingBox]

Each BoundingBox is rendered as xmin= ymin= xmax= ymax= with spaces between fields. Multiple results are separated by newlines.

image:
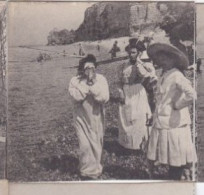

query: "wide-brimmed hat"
xmin=147 ymin=43 xmax=189 ymax=70
xmin=125 ymin=38 xmax=146 ymax=53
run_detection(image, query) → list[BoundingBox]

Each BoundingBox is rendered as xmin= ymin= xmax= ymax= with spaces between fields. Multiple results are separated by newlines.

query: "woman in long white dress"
xmin=117 ymin=38 xmax=156 ymax=151
xmin=69 ymin=54 xmax=109 ymax=180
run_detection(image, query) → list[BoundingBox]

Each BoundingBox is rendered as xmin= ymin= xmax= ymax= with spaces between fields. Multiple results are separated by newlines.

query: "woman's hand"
xmin=118 ymin=88 xmax=125 ymax=104
xmin=146 ymin=116 xmax=153 ymax=126
xmin=172 ymin=102 xmax=179 ymax=110
xmin=85 ymin=67 xmax=96 ymax=86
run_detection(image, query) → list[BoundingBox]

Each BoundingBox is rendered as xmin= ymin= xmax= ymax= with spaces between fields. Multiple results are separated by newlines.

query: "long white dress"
xmin=69 ymin=73 xmax=109 ymax=178
xmin=118 ymin=61 xmax=154 ymax=150
xmin=147 ymin=68 xmax=197 ymax=166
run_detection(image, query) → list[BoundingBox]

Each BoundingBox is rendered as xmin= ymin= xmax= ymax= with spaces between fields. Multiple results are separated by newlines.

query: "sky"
xmin=8 ymin=2 xmax=95 ymax=46
xmin=8 ymin=2 xmax=204 ymax=47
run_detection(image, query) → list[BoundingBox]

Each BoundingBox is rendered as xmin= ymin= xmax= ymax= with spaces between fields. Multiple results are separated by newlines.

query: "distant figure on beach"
xmin=197 ymin=58 xmax=202 ymax=73
xmin=109 ymin=41 xmax=120 ymax=59
xmin=186 ymin=44 xmax=194 ymax=65
xmin=37 ymin=52 xmax=51 ymax=63
xmin=37 ymin=52 xmax=44 ymax=63
xmin=97 ymin=43 xmax=100 ymax=52
xmin=63 ymin=50 xmax=66 ymax=57
xmin=79 ymin=43 xmax=85 ymax=56
xmin=69 ymin=54 xmax=109 ymax=180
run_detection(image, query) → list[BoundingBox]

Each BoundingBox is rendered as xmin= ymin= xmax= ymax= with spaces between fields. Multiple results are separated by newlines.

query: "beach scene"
xmin=7 ymin=2 xmax=197 ymax=181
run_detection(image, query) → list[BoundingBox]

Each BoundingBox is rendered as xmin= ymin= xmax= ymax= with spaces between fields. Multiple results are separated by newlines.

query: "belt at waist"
xmin=155 ymin=124 xmax=188 ymax=130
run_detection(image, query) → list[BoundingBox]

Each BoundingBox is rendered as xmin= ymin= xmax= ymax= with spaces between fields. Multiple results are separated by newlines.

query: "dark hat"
xmin=147 ymin=43 xmax=189 ymax=70
xmin=125 ymin=38 xmax=146 ymax=53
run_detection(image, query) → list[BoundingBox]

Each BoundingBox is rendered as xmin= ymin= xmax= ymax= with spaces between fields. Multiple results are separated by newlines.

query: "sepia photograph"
xmin=7 ymin=1 xmax=197 ymax=182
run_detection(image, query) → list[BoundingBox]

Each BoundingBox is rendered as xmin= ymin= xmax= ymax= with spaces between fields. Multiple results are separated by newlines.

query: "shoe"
xmin=80 ymin=175 xmax=98 ymax=181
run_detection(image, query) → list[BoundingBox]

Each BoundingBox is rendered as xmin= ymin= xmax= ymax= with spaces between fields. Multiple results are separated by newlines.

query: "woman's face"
xmin=129 ymin=48 xmax=138 ymax=62
xmin=84 ymin=62 xmax=96 ymax=83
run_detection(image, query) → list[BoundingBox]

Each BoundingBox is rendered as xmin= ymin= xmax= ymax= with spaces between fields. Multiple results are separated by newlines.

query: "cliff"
xmin=129 ymin=2 xmax=162 ymax=35
xmin=75 ymin=2 xmax=163 ymax=41
xmin=47 ymin=2 xmax=194 ymax=45
xmin=75 ymin=2 xmax=194 ymax=42
xmin=75 ymin=2 xmax=130 ymax=41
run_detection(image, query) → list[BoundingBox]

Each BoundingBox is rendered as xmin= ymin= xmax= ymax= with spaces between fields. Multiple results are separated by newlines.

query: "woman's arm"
xmin=89 ymin=75 xmax=109 ymax=103
xmin=174 ymin=75 xmax=196 ymax=110
xmin=117 ymin=63 xmax=125 ymax=103
xmin=68 ymin=77 xmax=89 ymax=102
xmin=137 ymin=61 xmax=157 ymax=78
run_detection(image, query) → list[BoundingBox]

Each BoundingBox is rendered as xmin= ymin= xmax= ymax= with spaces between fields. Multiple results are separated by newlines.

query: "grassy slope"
xmin=7 ymin=40 xmax=195 ymax=181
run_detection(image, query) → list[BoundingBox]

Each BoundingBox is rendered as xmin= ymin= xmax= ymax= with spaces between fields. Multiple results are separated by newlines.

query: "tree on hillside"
xmin=47 ymin=28 xmax=75 ymax=46
xmin=157 ymin=2 xmax=195 ymax=64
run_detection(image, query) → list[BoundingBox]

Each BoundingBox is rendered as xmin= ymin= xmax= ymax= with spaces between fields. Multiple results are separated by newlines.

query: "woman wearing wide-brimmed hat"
xmin=147 ymin=43 xmax=197 ymax=180
xmin=69 ymin=54 xmax=109 ymax=180
xmin=117 ymin=38 xmax=156 ymax=152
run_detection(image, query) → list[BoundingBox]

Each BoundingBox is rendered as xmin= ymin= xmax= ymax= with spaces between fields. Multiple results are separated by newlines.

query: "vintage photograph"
xmin=196 ymin=3 xmax=204 ymax=182
xmin=7 ymin=1 xmax=197 ymax=181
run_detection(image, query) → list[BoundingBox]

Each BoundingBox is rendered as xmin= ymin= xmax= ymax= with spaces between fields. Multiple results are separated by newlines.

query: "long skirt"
xmin=74 ymin=98 xmax=104 ymax=178
xmin=118 ymin=83 xmax=151 ymax=150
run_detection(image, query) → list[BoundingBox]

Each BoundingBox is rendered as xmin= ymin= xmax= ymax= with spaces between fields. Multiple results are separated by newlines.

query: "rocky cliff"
xmin=75 ymin=2 xmax=130 ymax=41
xmin=129 ymin=2 xmax=162 ymax=35
xmin=47 ymin=2 xmax=194 ymax=45
xmin=75 ymin=2 xmax=194 ymax=42
xmin=75 ymin=2 xmax=163 ymax=41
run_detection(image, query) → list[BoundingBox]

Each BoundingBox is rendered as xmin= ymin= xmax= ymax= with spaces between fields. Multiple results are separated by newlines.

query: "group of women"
xmin=68 ymin=37 xmax=197 ymax=181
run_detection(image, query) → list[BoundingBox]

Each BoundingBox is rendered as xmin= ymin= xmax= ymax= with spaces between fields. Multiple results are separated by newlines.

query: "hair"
xmin=78 ymin=54 xmax=97 ymax=76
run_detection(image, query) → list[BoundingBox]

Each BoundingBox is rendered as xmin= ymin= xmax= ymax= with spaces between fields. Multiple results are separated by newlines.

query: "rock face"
xmin=47 ymin=2 xmax=194 ymax=45
xmin=75 ymin=2 xmax=130 ymax=41
xmin=47 ymin=29 xmax=75 ymax=45
xmin=75 ymin=2 xmax=163 ymax=41
xmin=75 ymin=2 xmax=194 ymax=42
xmin=129 ymin=2 xmax=162 ymax=35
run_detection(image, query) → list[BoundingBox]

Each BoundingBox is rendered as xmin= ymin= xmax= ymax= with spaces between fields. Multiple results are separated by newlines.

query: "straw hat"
xmin=147 ymin=43 xmax=189 ymax=70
